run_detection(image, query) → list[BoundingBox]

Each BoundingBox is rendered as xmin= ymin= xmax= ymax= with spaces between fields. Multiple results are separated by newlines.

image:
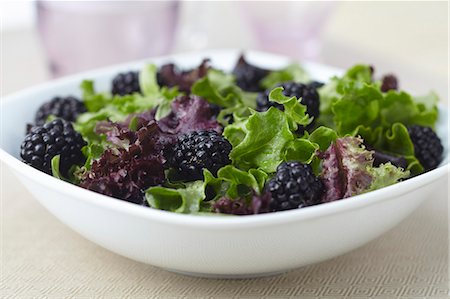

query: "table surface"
xmin=1 ymin=2 xmax=449 ymax=298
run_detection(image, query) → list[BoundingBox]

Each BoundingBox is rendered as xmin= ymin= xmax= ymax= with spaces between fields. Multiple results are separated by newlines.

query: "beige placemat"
xmin=1 ymin=163 xmax=448 ymax=299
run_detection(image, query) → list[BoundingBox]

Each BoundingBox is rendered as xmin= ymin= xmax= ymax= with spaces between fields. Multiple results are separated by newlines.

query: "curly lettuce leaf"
xmin=321 ymin=137 xmax=374 ymax=202
xmin=145 ymin=180 xmax=205 ymax=213
xmin=367 ymin=163 xmax=410 ymax=192
xmin=222 ymin=117 xmax=248 ymax=147
xmin=354 ymin=123 xmax=423 ymax=175
xmin=316 ymin=64 xmax=439 ymax=174
xmin=77 ymin=64 xmax=181 ymax=144
xmin=332 ymin=83 xmax=382 ymax=135
xmin=203 ymin=169 xmax=228 ymax=201
xmin=81 ymin=143 xmax=105 ymax=169
xmin=74 ymin=110 xmax=117 ymax=145
xmin=321 ymin=136 xmax=409 ymax=202
xmin=318 ymin=64 xmax=374 ymax=128
xmin=261 ymin=63 xmax=310 ymax=89
xmin=191 ymin=69 xmax=257 ymax=110
xmin=308 ymin=126 xmax=338 ymax=151
xmin=268 ymin=87 xmax=312 ymax=130
xmin=338 ymin=64 xmax=373 ymax=86
xmin=380 ymin=90 xmax=438 ymax=128
xmin=228 ymin=108 xmax=294 ymax=173
xmin=145 ymin=166 xmax=267 ymax=213
xmin=216 ymin=166 xmax=268 ymax=198
xmin=283 ymin=139 xmax=318 ymax=164
xmin=158 ymin=96 xmax=220 ymax=135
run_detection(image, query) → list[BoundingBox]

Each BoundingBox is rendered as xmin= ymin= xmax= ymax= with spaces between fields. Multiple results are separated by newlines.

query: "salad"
xmin=20 ymin=55 xmax=444 ymax=215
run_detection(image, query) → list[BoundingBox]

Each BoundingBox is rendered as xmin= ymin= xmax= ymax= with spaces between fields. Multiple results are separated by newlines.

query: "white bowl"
xmin=1 ymin=50 xmax=448 ymax=278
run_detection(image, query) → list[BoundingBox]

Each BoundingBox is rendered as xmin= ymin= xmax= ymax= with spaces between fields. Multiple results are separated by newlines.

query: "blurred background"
xmin=1 ymin=1 xmax=448 ymax=100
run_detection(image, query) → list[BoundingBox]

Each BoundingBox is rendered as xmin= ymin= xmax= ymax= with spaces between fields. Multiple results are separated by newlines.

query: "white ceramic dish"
xmin=1 ymin=50 xmax=448 ymax=278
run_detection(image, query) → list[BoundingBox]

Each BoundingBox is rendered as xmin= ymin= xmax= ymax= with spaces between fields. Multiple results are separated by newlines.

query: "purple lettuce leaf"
xmin=320 ymin=136 xmax=374 ymax=202
xmin=158 ymin=95 xmax=221 ymax=135
xmin=212 ymin=192 xmax=271 ymax=215
xmin=157 ymin=59 xmax=210 ymax=93
xmin=80 ymin=122 xmax=171 ymax=204
xmin=121 ymin=96 xmax=220 ymax=137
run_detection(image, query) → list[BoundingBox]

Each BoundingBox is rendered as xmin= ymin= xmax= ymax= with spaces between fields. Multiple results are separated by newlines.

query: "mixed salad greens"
xmin=20 ymin=55 xmax=443 ymax=215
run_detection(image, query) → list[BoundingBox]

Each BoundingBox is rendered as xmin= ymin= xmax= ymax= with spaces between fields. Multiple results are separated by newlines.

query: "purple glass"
xmin=239 ymin=2 xmax=336 ymax=61
xmin=37 ymin=1 xmax=179 ymax=77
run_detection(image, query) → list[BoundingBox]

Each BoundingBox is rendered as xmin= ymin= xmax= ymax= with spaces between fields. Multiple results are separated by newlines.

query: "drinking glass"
xmin=239 ymin=2 xmax=336 ymax=61
xmin=37 ymin=1 xmax=180 ymax=77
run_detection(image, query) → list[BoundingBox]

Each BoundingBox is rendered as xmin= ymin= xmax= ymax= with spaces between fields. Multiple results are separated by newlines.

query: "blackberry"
xmin=35 ymin=96 xmax=86 ymax=126
xmin=170 ymin=130 xmax=232 ymax=181
xmin=256 ymin=81 xmax=321 ymax=130
xmin=232 ymin=55 xmax=269 ymax=92
xmin=111 ymin=71 xmax=141 ymax=96
xmin=408 ymin=125 xmax=443 ymax=171
xmin=381 ymin=74 xmax=398 ymax=92
xmin=268 ymin=161 xmax=324 ymax=212
xmin=20 ymin=119 xmax=86 ymax=175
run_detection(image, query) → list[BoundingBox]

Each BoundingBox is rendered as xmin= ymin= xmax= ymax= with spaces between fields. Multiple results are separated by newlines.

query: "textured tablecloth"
xmin=2 ymin=166 xmax=448 ymax=298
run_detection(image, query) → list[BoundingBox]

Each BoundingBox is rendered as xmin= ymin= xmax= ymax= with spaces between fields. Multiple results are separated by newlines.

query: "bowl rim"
xmin=1 ymin=49 xmax=449 ymax=229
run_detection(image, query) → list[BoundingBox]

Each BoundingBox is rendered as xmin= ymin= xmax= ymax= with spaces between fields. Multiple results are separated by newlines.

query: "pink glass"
xmin=37 ymin=1 xmax=179 ymax=77
xmin=239 ymin=2 xmax=336 ymax=61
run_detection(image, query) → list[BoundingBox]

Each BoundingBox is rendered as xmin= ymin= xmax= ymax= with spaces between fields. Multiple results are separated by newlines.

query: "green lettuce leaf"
xmin=318 ymin=64 xmax=374 ymax=128
xmin=268 ymin=87 xmax=312 ymax=130
xmin=283 ymin=139 xmax=318 ymax=164
xmin=222 ymin=116 xmax=248 ymax=147
xmin=308 ymin=126 xmax=338 ymax=151
xmin=354 ymin=123 xmax=424 ymax=175
xmin=380 ymin=91 xmax=438 ymax=128
xmin=217 ymin=166 xmax=268 ymax=198
xmin=261 ymin=63 xmax=310 ymax=89
xmin=228 ymin=108 xmax=294 ymax=173
xmin=76 ymin=64 xmax=181 ymax=146
xmin=191 ymin=69 xmax=257 ymax=110
xmin=145 ymin=180 xmax=205 ymax=213
xmin=316 ymin=64 xmax=439 ymax=174
xmin=367 ymin=162 xmax=410 ymax=192
xmin=332 ymin=83 xmax=382 ymax=135
xmin=139 ymin=64 xmax=159 ymax=97
xmin=51 ymin=155 xmax=80 ymax=184
xmin=202 ymin=167 xmax=269 ymax=202
xmin=203 ymin=169 xmax=228 ymax=201
xmin=80 ymin=80 xmax=112 ymax=112
xmin=51 ymin=155 xmax=62 ymax=179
